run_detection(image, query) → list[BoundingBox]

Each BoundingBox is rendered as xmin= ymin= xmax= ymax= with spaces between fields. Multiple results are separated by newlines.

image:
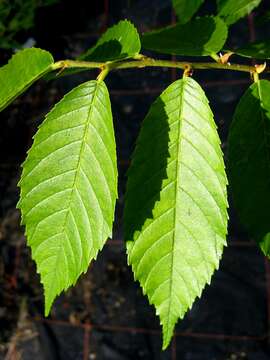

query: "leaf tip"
xmin=161 ymin=325 xmax=174 ymax=350
xmin=44 ymin=304 xmax=51 ymax=317
xmin=44 ymin=286 xmax=55 ymax=317
xmin=162 ymin=339 xmax=170 ymax=351
xmin=160 ymin=313 xmax=177 ymax=350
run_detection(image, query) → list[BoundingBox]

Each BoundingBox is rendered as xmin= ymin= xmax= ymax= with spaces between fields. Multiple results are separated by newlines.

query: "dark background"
xmin=1 ymin=0 xmax=270 ymax=359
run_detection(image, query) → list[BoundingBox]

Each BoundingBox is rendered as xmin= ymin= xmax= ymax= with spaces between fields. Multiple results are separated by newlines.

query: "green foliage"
xmin=18 ymin=80 xmax=118 ymax=315
xmin=217 ymin=0 xmax=262 ymax=25
xmin=228 ymin=80 xmax=270 ymax=256
xmin=172 ymin=0 xmax=204 ymax=24
xmin=232 ymin=40 xmax=270 ymax=59
xmin=0 ymin=47 xmax=54 ymax=111
xmin=80 ymin=19 xmax=141 ymax=62
xmin=0 ymin=1 xmax=269 ymax=350
xmin=0 ymin=0 xmax=59 ymax=49
xmin=124 ymin=77 xmax=228 ymax=349
xmin=142 ymin=17 xmax=228 ymax=57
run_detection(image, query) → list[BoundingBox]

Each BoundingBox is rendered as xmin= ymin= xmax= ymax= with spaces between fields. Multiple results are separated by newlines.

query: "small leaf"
xmin=231 ymin=40 xmax=270 ymax=59
xmin=228 ymin=80 xmax=270 ymax=256
xmin=0 ymin=48 xmax=54 ymax=111
xmin=141 ymin=16 xmax=228 ymax=57
xmin=124 ymin=77 xmax=228 ymax=349
xmin=80 ymin=19 xmax=141 ymax=62
xmin=217 ymin=0 xmax=262 ymax=25
xmin=172 ymin=0 xmax=204 ymax=24
xmin=18 ymin=80 xmax=118 ymax=315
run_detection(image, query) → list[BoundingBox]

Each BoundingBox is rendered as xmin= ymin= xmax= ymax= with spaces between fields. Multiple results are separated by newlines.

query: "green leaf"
xmin=228 ymin=80 xmax=270 ymax=256
xmin=141 ymin=16 xmax=228 ymax=57
xmin=231 ymin=40 xmax=270 ymax=59
xmin=80 ymin=19 xmax=141 ymax=62
xmin=18 ymin=80 xmax=118 ymax=315
xmin=217 ymin=0 xmax=262 ymax=25
xmin=0 ymin=48 xmax=54 ymax=111
xmin=172 ymin=0 xmax=204 ymax=24
xmin=124 ymin=77 xmax=228 ymax=349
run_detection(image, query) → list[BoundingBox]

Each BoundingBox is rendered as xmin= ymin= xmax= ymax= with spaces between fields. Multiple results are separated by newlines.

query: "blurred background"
xmin=0 ymin=0 xmax=270 ymax=359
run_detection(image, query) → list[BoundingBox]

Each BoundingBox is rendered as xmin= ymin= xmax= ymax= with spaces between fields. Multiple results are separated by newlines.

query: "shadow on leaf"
xmin=142 ymin=16 xmax=227 ymax=56
xmin=82 ymin=40 xmax=126 ymax=62
xmin=124 ymin=95 xmax=170 ymax=242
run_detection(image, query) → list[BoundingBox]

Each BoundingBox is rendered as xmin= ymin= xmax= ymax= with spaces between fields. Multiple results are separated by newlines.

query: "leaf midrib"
xmin=164 ymin=78 xmax=186 ymax=345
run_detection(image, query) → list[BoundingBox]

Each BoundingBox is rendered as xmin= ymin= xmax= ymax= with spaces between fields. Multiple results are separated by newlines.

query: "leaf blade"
xmin=172 ymin=0 xmax=204 ymax=24
xmin=0 ymin=48 xmax=54 ymax=111
xmin=80 ymin=19 xmax=141 ymax=62
xmin=18 ymin=80 xmax=118 ymax=314
xmin=231 ymin=40 xmax=270 ymax=59
xmin=228 ymin=80 xmax=270 ymax=256
xmin=217 ymin=0 xmax=262 ymax=25
xmin=124 ymin=77 xmax=228 ymax=349
xmin=141 ymin=16 xmax=228 ymax=57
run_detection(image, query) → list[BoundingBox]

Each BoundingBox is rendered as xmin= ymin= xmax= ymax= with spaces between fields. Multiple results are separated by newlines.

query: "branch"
xmin=51 ymin=56 xmax=267 ymax=76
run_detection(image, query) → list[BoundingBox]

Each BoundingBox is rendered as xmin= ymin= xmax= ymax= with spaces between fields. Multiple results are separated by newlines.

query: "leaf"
xmin=0 ymin=48 xmax=54 ymax=111
xmin=217 ymin=0 xmax=262 ymax=25
xmin=228 ymin=80 xmax=270 ymax=256
xmin=172 ymin=0 xmax=204 ymax=24
xmin=80 ymin=19 xmax=141 ymax=62
xmin=18 ymin=80 xmax=118 ymax=315
xmin=231 ymin=40 xmax=270 ymax=59
xmin=141 ymin=16 xmax=228 ymax=57
xmin=124 ymin=77 xmax=228 ymax=349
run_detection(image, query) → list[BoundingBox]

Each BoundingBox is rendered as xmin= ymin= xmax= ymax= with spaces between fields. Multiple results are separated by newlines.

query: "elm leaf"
xmin=0 ymin=47 xmax=54 ymax=111
xmin=141 ymin=16 xmax=228 ymax=57
xmin=124 ymin=77 xmax=228 ymax=349
xmin=18 ymin=80 xmax=118 ymax=315
xmin=217 ymin=0 xmax=262 ymax=25
xmin=172 ymin=0 xmax=204 ymax=24
xmin=81 ymin=19 xmax=141 ymax=62
xmin=231 ymin=40 xmax=270 ymax=59
xmin=228 ymin=80 xmax=270 ymax=256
